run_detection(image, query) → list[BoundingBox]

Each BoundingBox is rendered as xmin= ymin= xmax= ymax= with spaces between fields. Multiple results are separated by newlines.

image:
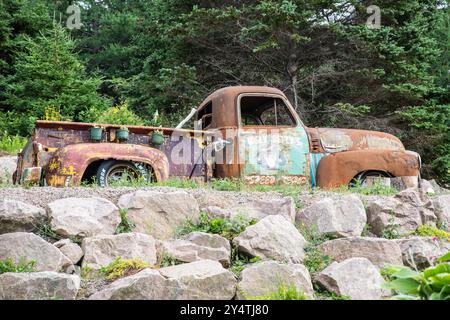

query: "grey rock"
xmin=366 ymin=189 xmax=437 ymax=237
xmin=395 ymin=237 xmax=443 ymax=269
xmin=118 ymin=191 xmax=199 ymax=240
xmin=237 ymin=261 xmax=313 ymax=300
xmin=297 ymin=194 xmax=366 ymax=237
xmin=0 ymin=232 xmax=73 ymax=272
xmin=162 ymin=232 xmax=231 ymax=267
xmin=0 ymin=272 xmax=80 ymax=300
xmin=319 ymin=237 xmax=403 ymax=268
xmin=82 ymin=233 xmax=157 ymax=269
xmin=159 ymin=260 xmax=237 ymax=300
xmin=0 ymin=199 xmax=47 ymax=234
xmin=48 ymin=197 xmax=120 ymax=238
xmin=0 ymin=156 xmax=17 ymax=184
xmin=233 ymin=215 xmax=307 ymax=263
xmin=315 ymin=258 xmax=387 ymax=300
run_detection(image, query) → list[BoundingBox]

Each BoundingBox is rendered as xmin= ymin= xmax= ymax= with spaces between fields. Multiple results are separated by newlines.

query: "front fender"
xmin=45 ymin=143 xmax=170 ymax=187
xmin=316 ymin=149 xmax=420 ymax=188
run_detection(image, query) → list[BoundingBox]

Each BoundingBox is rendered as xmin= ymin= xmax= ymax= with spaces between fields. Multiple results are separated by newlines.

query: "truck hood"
xmin=314 ymin=128 xmax=405 ymax=153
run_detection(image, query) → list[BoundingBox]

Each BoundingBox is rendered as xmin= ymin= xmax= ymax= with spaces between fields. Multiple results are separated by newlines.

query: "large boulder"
xmin=296 ymin=195 xmax=366 ymax=237
xmin=0 ymin=156 xmax=17 ymax=184
xmin=90 ymin=260 xmax=237 ymax=300
xmin=233 ymin=215 xmax=307 ymax=263
xmin=53 ymin=239 xmax=83 ymax=265
xmin=89 ymin=268 xmax=180 ymax=300
xmin=159 ymin=260 xmax=236 ymax=300
xmin=319 ymin=237 xmax=403 ymax=268
xmin=162 ymin=232 xmax=231 ymax=267
xmin=204 ymin=197 xmax=296 ymax=223
xmin=314 ymin=258 xmax=387 ymax=300
xmin=0 ymin=272 xmax=80 ymax=300
xmin=0 ymin=199 xmax=47 ymax=234
xmin=48 ymin=197 xmax=120 ymax=238
xmin=118 ymin=191 xmax=200 ymax=240
xmin=0 ymin=232 xmax=72 ymax=272
xmin=366 ymin=189 xmax=436 ymax=237
xmin=82 ymin=233 xmax=157 ymax=269
xmin=432 ymin=195 xmax=450 ymax=231
xmin=236 ymin=261 xmax=314 ymax=300
xmin=395 ymin=237 xmax=443 ymax=269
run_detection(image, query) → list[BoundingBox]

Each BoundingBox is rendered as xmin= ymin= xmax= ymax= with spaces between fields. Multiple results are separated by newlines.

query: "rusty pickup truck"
xmin=14 ymin=86 xmax=421 ymax=188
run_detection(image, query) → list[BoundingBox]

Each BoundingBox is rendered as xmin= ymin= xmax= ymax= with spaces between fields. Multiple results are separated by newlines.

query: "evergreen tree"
xmin=3 ymin=24 xmax=108 ymax=135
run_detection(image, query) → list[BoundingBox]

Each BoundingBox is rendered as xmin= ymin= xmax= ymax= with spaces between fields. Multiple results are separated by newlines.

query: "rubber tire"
xmin=96 ymin=160 xmax=152 ymax=188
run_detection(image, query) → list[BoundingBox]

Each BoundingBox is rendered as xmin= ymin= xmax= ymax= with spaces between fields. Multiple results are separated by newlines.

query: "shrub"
xmin=0 ymin=132 xmax=27 ymax=154
xmin=159 ymin=253 xmax=183 ymax=268
xmin=229 ymin=252 xmax=261 ymax=276
xmin=0 ymin=257 xmax=37 ymax=274
xmin=96 ymin=102 xmax=144 ymax=126
xmin=381 ymin=214 xmax=402 ymax=239
xmin=303 ymin=246 xmax=331 ymax=274
xmin=115 ymin=208 xmax=136 ymax=234
xmin=415 ymin=224 xmax=450 ymax=241
xmin=100 ymin=257 xmax=151 ymax=280
xmin=177 ymin=212 xmax=256 ymax=240
xmin=382 ymin=252 xmax=450 ymax=300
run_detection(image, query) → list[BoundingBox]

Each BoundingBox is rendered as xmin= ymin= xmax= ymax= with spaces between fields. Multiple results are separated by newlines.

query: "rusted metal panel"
xmin=317 ymin=128 xmax=405 ymax=153
xmin=20 ymin=167 xmax=42 ymax=185
xmin=316 ymin=149 xmax=421 ymax=188
xmin=45 ymin=143 xmax=171 ymax=187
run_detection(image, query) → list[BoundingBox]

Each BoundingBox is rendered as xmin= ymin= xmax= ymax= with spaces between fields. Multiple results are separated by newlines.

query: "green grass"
xmin=153 ymin=177 xmax=201 ymax=189
xmin=100 ymin=257 xmax=151 ymax=280
xmin=0 ymin=133 xmax=27 ymax=154
xmin=247 ymin=283 xmax=309 ymax=300
xmin=0 ymin=257 xmax=37 ymax=274
xmin=177 ymin=212 xmax=256 ymax=240
xmin=115 ymin=208 xmax=136 ymax=234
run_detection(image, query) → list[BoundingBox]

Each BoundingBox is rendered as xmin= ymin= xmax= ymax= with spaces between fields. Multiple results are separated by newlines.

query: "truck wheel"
xmin=96 ymin=160 xmax=154 ymax=187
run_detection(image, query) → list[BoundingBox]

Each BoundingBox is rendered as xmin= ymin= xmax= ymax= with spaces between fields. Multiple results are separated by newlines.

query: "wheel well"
xmin=81 ymin=160 xmax=105 ymax=184
xmin=352 ymin=170 xmax=393 ymax=181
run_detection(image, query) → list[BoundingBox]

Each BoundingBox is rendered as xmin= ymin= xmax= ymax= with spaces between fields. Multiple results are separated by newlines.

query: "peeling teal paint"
xmin=309 ymin=153 xmax=327 ymax=187
xmin=239 ymin=126 xmax=310 ymax=180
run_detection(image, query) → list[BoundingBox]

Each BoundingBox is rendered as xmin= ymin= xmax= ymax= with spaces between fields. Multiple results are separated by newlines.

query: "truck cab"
xmin=14 ymin=86 xmax=422 ymax=188
xmin=196 ymin=86 xmax=421 ymax=188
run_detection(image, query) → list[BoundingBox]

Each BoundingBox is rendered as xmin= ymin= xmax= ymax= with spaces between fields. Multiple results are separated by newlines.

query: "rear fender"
xmin=316 ymin=149 xmax=420 ymax=188
xmin=45 ymin=143 xmax=170 ymax=187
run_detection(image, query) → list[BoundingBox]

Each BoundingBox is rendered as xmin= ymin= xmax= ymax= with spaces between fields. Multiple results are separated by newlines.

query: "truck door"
xmin=237 ymin=94 xmax=310 ymax=185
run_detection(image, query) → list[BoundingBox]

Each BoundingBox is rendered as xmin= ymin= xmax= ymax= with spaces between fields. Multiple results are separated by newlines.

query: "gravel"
xmin=0 ymin=186 xmax=291 ymax=211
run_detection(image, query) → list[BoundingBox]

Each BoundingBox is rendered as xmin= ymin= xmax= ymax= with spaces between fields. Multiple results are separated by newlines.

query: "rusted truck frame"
xmin=14 ymin=86 xmax=421 ymax=188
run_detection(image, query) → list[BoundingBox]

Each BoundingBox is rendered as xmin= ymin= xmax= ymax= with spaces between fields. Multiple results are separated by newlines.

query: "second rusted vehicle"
xmin=14 ymin=86 xmax=422 ymax=188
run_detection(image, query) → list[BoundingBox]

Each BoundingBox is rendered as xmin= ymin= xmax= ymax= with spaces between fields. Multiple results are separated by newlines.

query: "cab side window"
xmin=197 ymin=101 xmax=213 ymax=130
xmin=240 ymin=96 xmax=295 ymax=127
